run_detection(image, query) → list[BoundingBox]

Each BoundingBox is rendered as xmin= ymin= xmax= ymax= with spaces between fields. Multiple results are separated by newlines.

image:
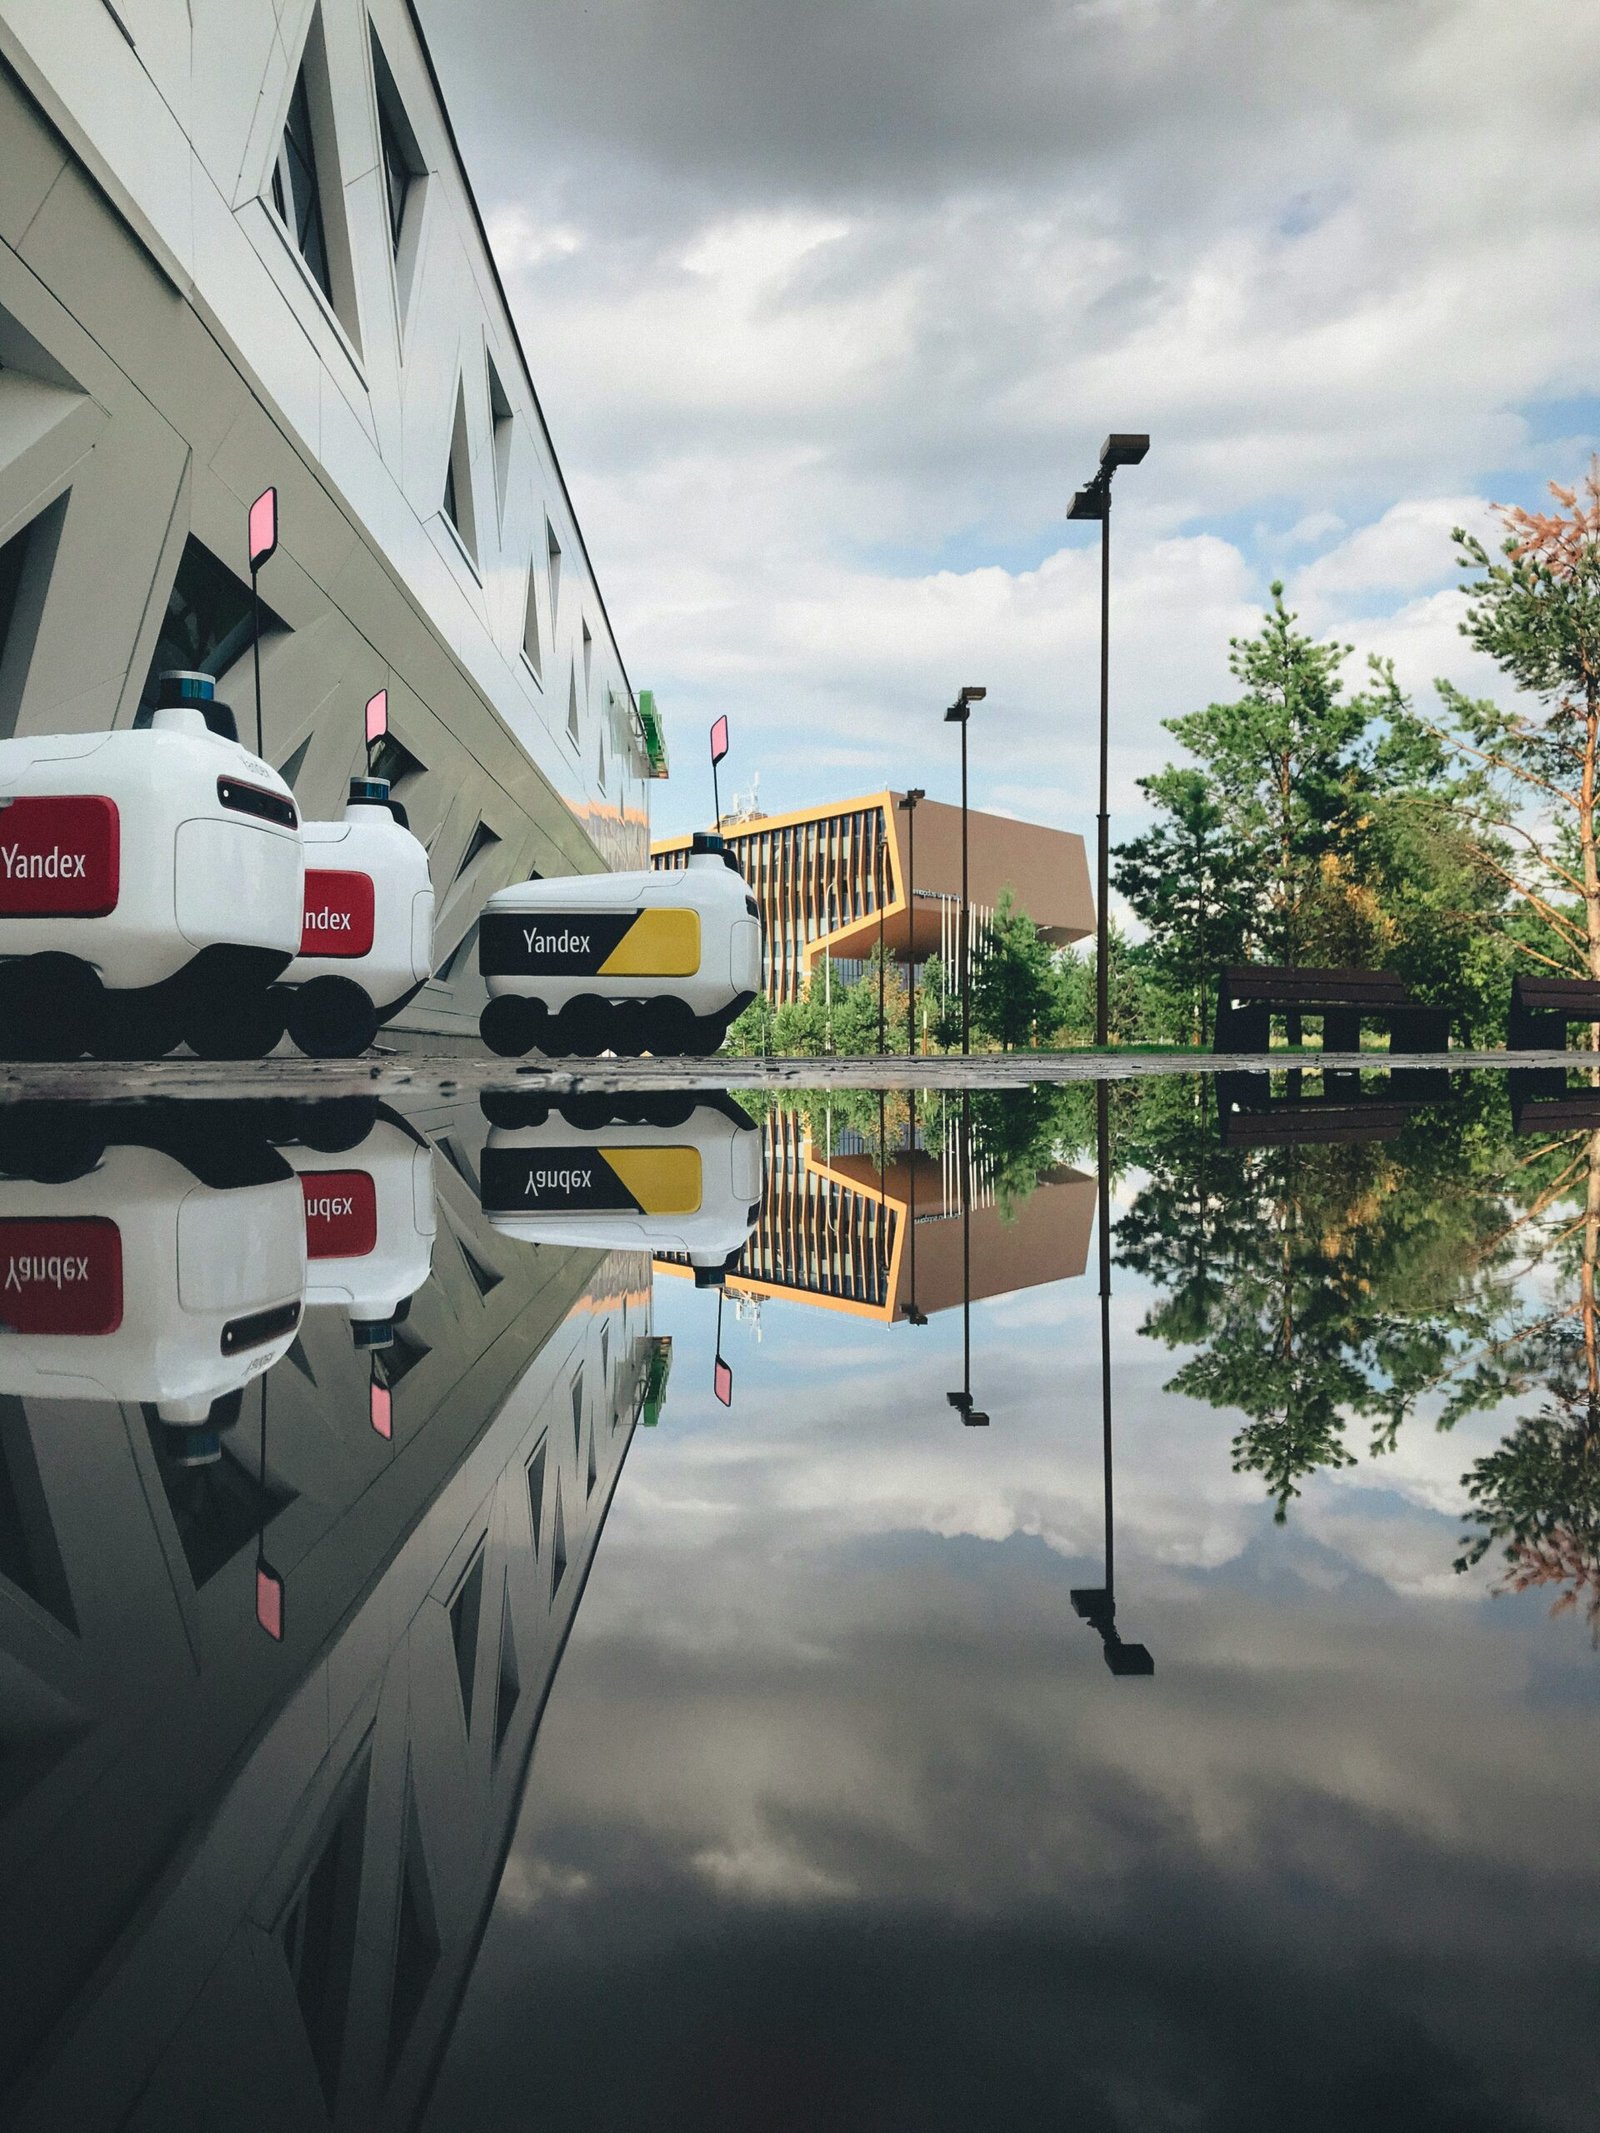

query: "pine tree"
xmin=969 ymin=889 xmax=1064 ymax=1049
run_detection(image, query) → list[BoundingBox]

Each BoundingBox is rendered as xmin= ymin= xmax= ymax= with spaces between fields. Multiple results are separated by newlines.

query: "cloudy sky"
xmin=430 ymin=1198 xmax=1600 ymax=2129
xmin=421 ymin=0 xmax=1600 ymax=847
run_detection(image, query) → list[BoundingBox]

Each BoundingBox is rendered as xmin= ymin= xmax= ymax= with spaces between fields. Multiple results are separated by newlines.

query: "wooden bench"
xmin=1507 ymin=973 xmax=1600 ymax=1050
xmin=1507 ymin=1067 xmax=1600 ymax=1135
xmin=1214 ymin=966 xmax=1450 ymax=1054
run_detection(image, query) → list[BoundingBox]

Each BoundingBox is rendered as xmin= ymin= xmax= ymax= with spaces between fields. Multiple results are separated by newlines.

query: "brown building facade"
xmin=658 ymin=1106 xmax=1095 ymax=1322
xmin=652 ymin=793 xmax=1094 ymax=1006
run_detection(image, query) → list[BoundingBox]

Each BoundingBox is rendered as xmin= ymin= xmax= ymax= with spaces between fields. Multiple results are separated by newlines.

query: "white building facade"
xmin=0 ymin=0 xmax=653 ymax=1035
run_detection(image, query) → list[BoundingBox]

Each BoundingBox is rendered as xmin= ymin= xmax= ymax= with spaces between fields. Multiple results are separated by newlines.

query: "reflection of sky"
xmin=429 ymin=1202 xmax=1600 ymax=2131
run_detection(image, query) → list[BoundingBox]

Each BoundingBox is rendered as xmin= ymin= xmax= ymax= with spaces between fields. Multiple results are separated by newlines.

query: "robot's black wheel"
xmin=691 ymin=1012 xmax=730 ymax=1055
xmin=553 ymin=995 xmax=612 ymax=1058
xmin=186 ymin=986 xmax=288 ymax=1061
xmin=560 ymin=1093 xmax=616 ymax=1130
xmin=93 ymin=990 xmax=182 ymax=1061
xmin=286 ymin=977 xmax=378 ymax=1059
xmin=644 ymin=998 xmax=695 ymax=1057
xmin=0 ymin=954 xmax=100 ymax=1060
xmin=294 ymin=1096 xmax=381 ymax=1154
xmin=481 ymin=995 xmax=542 ymax=1058
xmin=608 ymin=1002 xmax=647 ymax=1057
xmin=480 ymin=1091 xmax=549 ymax=1130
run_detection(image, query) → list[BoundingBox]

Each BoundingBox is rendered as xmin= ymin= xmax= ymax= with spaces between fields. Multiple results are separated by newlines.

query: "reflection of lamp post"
xmin=1068 ymin=435 xmax=1148 ymax=1049
xmin=942 ymin=689 xmax=986 ymax=1056
xmin=899 ymin=788 xmax=925 ymax=1059
xmin=1069 ymin=1081 xmax=1153 ymax=1675
xmin=945 ymin=1092 xmax=988 ymax=1423
xmin=903 ymin=1090 xmax=928 ymax=1325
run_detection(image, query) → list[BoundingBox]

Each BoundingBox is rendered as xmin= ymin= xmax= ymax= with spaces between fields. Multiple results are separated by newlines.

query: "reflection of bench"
xmin=1214 ymin=965 xmax=1449 ymax=1054
xmin=1508 ymin=974 xmax=1600 ymax=1049
xmin=1508 ymin=1068 xmax=1600 ymax=1135
xmin=1216 ymin=1069 xmax=1449 ymax=1148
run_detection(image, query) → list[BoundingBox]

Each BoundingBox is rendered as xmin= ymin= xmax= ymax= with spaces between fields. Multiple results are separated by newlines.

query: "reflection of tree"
xmin=1119 ymin=1077 xmax=1524 ymax=1520
xmin=1457 ymin=1127 xmax=1600 ymax=1636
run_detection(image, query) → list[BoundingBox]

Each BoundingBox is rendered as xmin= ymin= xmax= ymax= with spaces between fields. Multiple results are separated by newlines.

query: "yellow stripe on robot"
xmin=599 ymin=1146 xmax=702 ymax=1215
xmin=598 ymin=907 xmax=700 ymax=977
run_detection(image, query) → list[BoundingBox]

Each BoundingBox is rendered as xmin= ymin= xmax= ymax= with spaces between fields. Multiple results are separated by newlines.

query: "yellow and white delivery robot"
xmin=477 ymin=832 xmax=762 ymax=1057
xmin=477 ymin=1093 xmax=762 ymax=1284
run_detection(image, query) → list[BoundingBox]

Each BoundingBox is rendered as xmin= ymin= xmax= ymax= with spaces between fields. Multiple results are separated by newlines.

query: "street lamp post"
xmin=945 ymin=1092 xmax=987 ymax=1423
xmin=898 ymin=789 xmax=925 ymax=1059
xmin=1069 ymin=1080 xmax=1153 ymax=1676
xmin=1068 ymin=434 xmax=1148 ymax=1049
xmin=942 ymin=688 xmax=987 ymax=1056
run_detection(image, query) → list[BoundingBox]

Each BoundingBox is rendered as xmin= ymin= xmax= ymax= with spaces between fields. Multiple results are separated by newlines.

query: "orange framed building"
xmin=652 ymin=792 xmax=1094 ymax=1006
xmin=657 ymin=1107 xmax=1095 ymax=1321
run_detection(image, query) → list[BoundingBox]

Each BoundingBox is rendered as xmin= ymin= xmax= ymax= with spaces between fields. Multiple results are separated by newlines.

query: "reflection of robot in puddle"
xmin=0 ymin=1099 xmax=436 ymax=1467
xmin=477 ymin=1091 xmax=762 ymax=1288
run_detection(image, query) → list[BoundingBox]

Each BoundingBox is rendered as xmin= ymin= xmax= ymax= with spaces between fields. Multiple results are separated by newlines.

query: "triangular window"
xmin=449 ymin=1543 xmax=486 ymax=1733
xmin=549 ymin=1478 xmax=568 ymax=1598
xmin=526 ymin=1435 xmax=547 ymax=1557
xmin=522 ymin=560 xmax=542 ymax=678
xmin=442 ymin=379 xmax=476 ymax=561
xmin=280 ymin=1751 xmax=371 ymax=2111
xmin=546 ymin=519 xmax=562 ymax=630
xmin=370 ymin=29 xmax=422 ymax=257
xmin=567 ymin=666 xmax=580 ymax=745
xmin=452 ymin=819 xmax=500 ymax=884
xmin=492 ymin=1574 xmax=521 ymax=1760
xmin=384 ymin=1781 xmax=440 ymax=2082
xmin=272 ymin=60 xmax=333 ymax=303
xmin=487 ymin=353 xmax=514 ymax=525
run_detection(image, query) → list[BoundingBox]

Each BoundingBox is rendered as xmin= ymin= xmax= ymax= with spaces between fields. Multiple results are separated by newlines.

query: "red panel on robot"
xmin=0 ymin=796 xmax=120 ymax=917
xmin=300 ymin=1171 xmax=379 ymax=1259
xmin=299 ymin=869 xmax=376 ymax=957
xmin=0 ymin=1218 xmax=125 ymax=1334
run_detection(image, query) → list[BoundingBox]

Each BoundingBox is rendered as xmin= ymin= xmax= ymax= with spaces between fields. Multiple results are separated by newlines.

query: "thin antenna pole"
xmin=251 ymin=573 xmax=264 ymax=760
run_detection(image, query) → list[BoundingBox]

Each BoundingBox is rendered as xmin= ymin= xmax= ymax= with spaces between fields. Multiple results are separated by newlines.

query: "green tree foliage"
xmin=1112 ymin=769 xmax=1251 ymax=1042
xmin=970 ymin=889 xmax=1066 ymax=1049
xmin=1432 ymin=460 xmax=1600 ymax=985
xmin=1162 ymin=583 xmax=1369 ymax=975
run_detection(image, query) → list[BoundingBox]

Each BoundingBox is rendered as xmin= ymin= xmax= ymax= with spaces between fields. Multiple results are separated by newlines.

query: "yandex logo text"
xmin=300 ymin=1170 xmax=378 ymax=1258
xmin=0 ymin=1218 xmax=124 ymax=1335
xmin=0 ymin=796 xmax=119 ymax=917
xmin=523 ymin=927 xmax=591 ymax=956
xmin=300 ymin=869 xmax=375 ymax=958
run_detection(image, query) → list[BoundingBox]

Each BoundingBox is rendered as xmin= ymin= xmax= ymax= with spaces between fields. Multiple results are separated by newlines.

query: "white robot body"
xmin=0 ymin=711 xmax=302 ymax=995
xmin=282 ymin=786 xmax=435 ymax=1030
xmin=478 ymin=834 xmax=762 ymax=1056
xmin=284 ymin=1116 xmax=437 ymax=1339
xmin=0 ymin=1144 xmax=305 ymax=1413
xmin=480 ymin=1098 xmax=762 ymax=1283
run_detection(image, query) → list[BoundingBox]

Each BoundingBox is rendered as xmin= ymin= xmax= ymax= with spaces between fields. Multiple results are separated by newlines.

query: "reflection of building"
xmin=652 ymin=793 xmax=1093 ymax=1006
xmin=0 ymin=3 xmax=655 ymax=1040
xmin=0 ymin=1107 xmax=652 ymax=2131
xmin=657 ymin=1108 xmax=1095 ymax=1319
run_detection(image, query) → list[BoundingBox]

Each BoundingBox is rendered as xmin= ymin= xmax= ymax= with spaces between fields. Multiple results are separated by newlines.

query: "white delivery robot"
xmin=277 ymin=693 xmax=435 ymax=1057
xmin=477 ymin=1092 xmax=763 ymax=1285
xmin=477 ymin=831 xmax=762 ymax=1057
xmin=0 ymin=1104 xmax=307 ymax=1464
xmin=281 ymin=1106 xmax=436 ymax=1349
xmin=0 ymin=672 xmax=304 ymax=1060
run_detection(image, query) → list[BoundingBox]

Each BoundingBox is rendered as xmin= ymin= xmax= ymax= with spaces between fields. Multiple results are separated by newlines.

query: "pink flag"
xmin=710 ymin=714 xmax=729 ymax=766
xmin=714 ymin=1355 xmax=733 ymax=1406
xmin=248 ymin=486 xmax=278 ymax=573
xmin=365 ymin=689 xmax=388 ymax=745
xmin=255 ymin=1561 xmax=285 ymax=1641
xmin=370 ymin=1380 xmax=393 ymax=1439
